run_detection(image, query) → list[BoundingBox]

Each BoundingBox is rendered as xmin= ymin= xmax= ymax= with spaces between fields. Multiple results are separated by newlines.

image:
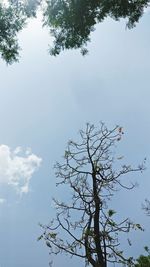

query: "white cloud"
xmin=0 ymin=145 xmax=42 ymax=195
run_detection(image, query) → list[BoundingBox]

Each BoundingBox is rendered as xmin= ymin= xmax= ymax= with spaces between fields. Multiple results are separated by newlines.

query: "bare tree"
xmin=40 ymin=123 xmax=145 ymax=267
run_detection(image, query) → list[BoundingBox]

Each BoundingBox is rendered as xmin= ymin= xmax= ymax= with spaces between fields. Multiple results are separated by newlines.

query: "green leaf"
xmin=108 ymin=209 xmax=116 ymax=217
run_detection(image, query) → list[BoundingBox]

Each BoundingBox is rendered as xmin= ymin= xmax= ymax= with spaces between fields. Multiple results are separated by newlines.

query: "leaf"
xmin=37 ymin=235 xmax=43 ymax=241
xmin=46 ymin=241 xmax=52 ymax=248
xmin=108 ymin=209 xmax=116 ymax=217
xmin=135 ymin=224 xmax=144 ymax=231
xmin=49 ymin=232 xmax=57 ymax=239
xmin=144 ymin=246 xmax=150 ymax=254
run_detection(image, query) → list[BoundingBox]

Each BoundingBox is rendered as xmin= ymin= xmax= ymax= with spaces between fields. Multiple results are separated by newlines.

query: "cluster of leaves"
xmin=135 ymin=255 xmax=150 ymax=267
xmin=43 ymin=0 xmax=150 ymax=55
xmin=135 ymin=247 xmax=150 ymax=267
xmin=0 ymin=0 xmax=150 ymax=63
xmin=0 ymin=0 xmax=39 ymax=64
xmin=0 ymin=1 xmax=25 ymax=63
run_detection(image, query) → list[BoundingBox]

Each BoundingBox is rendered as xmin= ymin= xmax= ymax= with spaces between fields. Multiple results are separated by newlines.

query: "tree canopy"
xmin=43 ymin=0 xmax=150 ymax=56
xmin=135 ymin=247 xmax=150 ymax=267
xmin=0 ymin=0 xmax=150 ymax=63
xmin=0 ymin=0 xmax=39 ymax=64
xmin=135 ymin=255 xmax=150 ymax=267
xmin=40 ymin=123 xmax=145 ymax=267
xmin=0 ymin=1 xmax=25 ymax=64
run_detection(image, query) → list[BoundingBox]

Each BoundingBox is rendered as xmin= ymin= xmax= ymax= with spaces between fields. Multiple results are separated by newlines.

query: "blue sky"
xmin=0 ymin=10 xmax=150 ymax=267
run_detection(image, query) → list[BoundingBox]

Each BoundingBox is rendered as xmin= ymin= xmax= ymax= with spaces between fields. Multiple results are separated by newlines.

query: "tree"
xmin=0 ymin=2 xmax=25 ymax=64
xmin=135 ymin=255 xmax=150 ymax=267
xmin=0 ymin=0 xmax=39 ymax=64
xmin=135 ymin=247 xmax=150 ymax=267
xmin=43 ymin=0 xmax=150 ymax=55
xmin=40 ymin=123 xmax=145 ymax=267
xmin=0 ymin=1 xmax=150 ymax=63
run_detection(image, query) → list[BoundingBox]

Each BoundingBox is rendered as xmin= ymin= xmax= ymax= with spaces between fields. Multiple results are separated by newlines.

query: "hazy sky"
xmin=0 ymin=10 xmax=150 ymax=267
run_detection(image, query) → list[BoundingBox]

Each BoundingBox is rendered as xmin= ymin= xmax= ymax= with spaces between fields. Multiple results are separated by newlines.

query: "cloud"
xmin=0 ymin=145 xmax=42 ymax=195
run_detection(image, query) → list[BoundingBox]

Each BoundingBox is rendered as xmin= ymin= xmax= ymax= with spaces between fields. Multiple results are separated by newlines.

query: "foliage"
xmin=135 ymin=255 xmax=150 ymax=267
xmin=43 ymin=0 xmax=150 ymax=55
xmin=40 ymin=123 xmax=145 ymax=267
xmin=0 ymin=0 xmax=39 ymax=64
xmin=0 ymin=0 xmax=150 ymax=63
xmin=0 ymin=2 xmax=25 ymax=64
xmin=135 ymin=247 xmax=150 ymax=267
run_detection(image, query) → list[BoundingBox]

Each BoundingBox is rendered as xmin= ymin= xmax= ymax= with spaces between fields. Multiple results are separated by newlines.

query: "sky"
xmin=0 ymin=9 xmax=150 ymax=267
